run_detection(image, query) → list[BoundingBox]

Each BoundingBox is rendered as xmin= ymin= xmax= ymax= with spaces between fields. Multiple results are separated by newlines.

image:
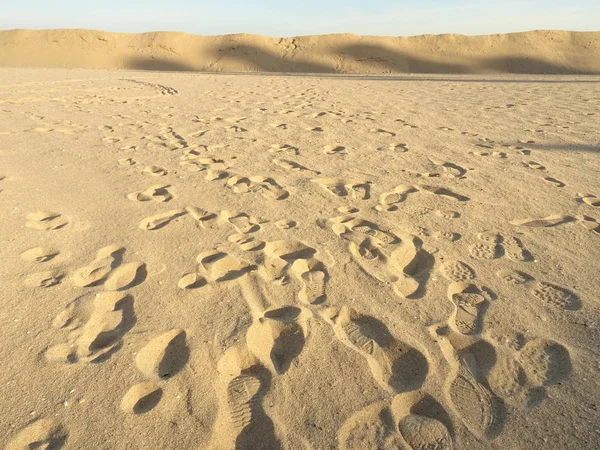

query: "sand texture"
xmin=1 ymin=29 xmax=600 ymax=74
xmin=1 ymin=69 xmax=600 ymax=449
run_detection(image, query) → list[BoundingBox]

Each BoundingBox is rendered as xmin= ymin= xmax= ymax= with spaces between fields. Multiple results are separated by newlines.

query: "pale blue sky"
xmin=2 ymin=1 xmax=599 ymax=37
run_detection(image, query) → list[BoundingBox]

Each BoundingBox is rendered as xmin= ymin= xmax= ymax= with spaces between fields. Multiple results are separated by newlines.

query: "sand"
xmin=1 ymin=29 xmax=600 ymax=74
xmin=1 ymin=68 xmax=599 ymax=449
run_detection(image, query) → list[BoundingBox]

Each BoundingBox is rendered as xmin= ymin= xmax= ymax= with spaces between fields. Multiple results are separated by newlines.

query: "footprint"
xmin=229 ymin=234 xmax=265 ymax=252
xmin=419 ymin=185 xmax=470 ymax=202
xmin=469 ymin=242 xmax=503 ymax=260
xmin=227 ymin=175 xmax=255 ymax=194
xmin=20 ymin=246 xmax=59 ymax=262
xmin=496 ymin=269 xmax=533 ymax=285
xmin=447 ymin=282 xmax=489 ymax=336
xmin=118 ymin=157 xmax=136 ymax=166
xmin=398 ymin=415 xmax=452 ymax=449
xmin=139 ymin=209 xmax=186 ymax=230
xmin=429 ymin=159 xmax=468 ymax=178
xmin=128 ymin=184 xmax=173 ymax=203
xmin=385 ymin=143 xmax=409 ymax=152
xmin=104 ymin=262 xmax=146 ymax=291
xmin=178 ymin=272 xmax=206 ymax=289
xmin=330 ymin=216 xmax=428 ymax=298
xmin=544 ymin=177 xmax=565 ymax=188
xmin=379 ymin=185 xmax=468 ymax=210
xmin=185 ymin=206 xmax=217 ymax=228
xmin=579 ymin=215 xmax=600 ymax=234
xmin=489 ymin=337 xmax=571 ymax=408
xmin=396 ymin=119 xmax=418 ymax=128
xmin=487 ymin=353 xmax=528 ymax=402
xmin=436 ymin=210 xmax=460 ymax=219
xmin=248 ymin=176 xmax=289 ymax=200
xmin=268 ymin=143 xmax=298 ymax=154
xmin=143 ymin=165 xmax=167 ymax=176
xmin=197 ymin=250 xmax=255 ymax=282
xmin=323 ymin=144 xmax=346 ymax=155
xmin=370 ymin=128 xmax=396 ymax=136
xmin=6 ymin=419 xmax=67 ymax=450
xmin=440 ymin=260 xmax=476 ymax=282
xmin=433 ymin=231 xmax=462 ymax=242
xmin=441 ymin=162 xmax=468 ymax=178
xmin=338 ymin=401 xmax=402 ymax=450
xmin=210 ymin=346 xmax=280 ymax=450
xmin=394 ymin=393 xmax=453 ymax=450
xmin=261 ymin=240 xmax=326 ymax=299
xmin=246 ymin=306 xmax=306 ymax=374
xmin=531 ymin=282 xmax=581 ymax=310
xmin=518 ymin=339 xmax=572 ymax=387
xmin=46 ymin=291 xmax=135 ymax=364
xmin=274 ymin=158 xmax=320 ymax=174
xmin=510 ymin=215 xmax=575 ymax=227
xmin=503 ymin=236 xmax=533 ymax=262
xmin=289 ymin=258 xmax=327 ymax=305
xmin=378 ymin=185 xmax=420 ymax=210
xmin=578 ymin=193 xmax=600 ymax=207
xmin=25 ymin=270 xmax=64 ymax=287
xmin=477 ymin=230 xmax=502 ymax=243
xmin=324 ymin=306 xmax=428 ymax=393
xmin=447 ymin=356 xmax=500 ymax=439
xmin=25 ymin=211 xmax=68 ymax=230
xmin=522 ymin=160 xmax=545 ymax=170
xmin=220 ymin=210 xmax=260 ymax=234
xmin=135 ymin=329 xmax=188 ymax=379
xmin=72 ymin=245 xmax=124 ymax=287
xmin=312 ymin=178 xmax=371 ymax=200
xmin=225 ymin=125 xmax=247 ymax=133
xmin=274 ymin=219 xmax=296 ymax=230
xmin=120 ymin=382 xmax=162 ymax=414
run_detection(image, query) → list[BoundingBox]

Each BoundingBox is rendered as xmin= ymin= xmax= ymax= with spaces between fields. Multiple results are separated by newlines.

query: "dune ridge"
xmin=1 ymin=28 xmax=600 ymax=74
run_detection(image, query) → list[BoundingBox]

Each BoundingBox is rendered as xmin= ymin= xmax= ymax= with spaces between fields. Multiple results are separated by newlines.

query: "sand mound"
xmin=1 ymin=29 xmax=600 ymax=74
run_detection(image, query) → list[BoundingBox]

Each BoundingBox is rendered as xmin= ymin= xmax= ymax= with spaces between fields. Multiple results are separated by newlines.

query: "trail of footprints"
xmin=8 ymin=81 xmax=590 ymax=449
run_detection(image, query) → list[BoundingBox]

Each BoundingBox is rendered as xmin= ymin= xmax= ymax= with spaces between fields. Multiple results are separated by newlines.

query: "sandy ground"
xmin=1 ymin=69 xmax=600 ymax=449
xmin=1 ymin=29 xmax=600 ymax=74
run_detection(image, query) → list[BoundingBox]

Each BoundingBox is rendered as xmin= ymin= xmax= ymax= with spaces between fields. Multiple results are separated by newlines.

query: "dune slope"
xmin=0 ymin=29 xmax=600 ymax=73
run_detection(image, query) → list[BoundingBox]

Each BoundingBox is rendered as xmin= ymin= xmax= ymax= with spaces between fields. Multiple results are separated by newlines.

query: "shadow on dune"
xmin=124 ymin=41 xmax=600 ymax=76
xmin=126 ymin=57 xmax=196 ymax=71
xmin=336 ymin=43 xmax=467 ymax=74
xmin=126 ymin=43 xmax=334 ymax=73
xmin=207 ymin=43 xmax=334 ymax=73
xmin=336 ymin=43 xmax=600 ymax=75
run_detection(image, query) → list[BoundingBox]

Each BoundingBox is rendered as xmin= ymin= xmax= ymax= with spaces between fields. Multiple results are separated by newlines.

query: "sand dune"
xmin=1 ymin=68 xmax=599 ymax=448
xmin=1 ymin=29 xmax=600 ymax=74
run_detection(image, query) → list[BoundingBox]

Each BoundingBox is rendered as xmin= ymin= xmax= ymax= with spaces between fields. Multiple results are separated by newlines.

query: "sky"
xmin=1 ymin=1 xmax=599 ymax=37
